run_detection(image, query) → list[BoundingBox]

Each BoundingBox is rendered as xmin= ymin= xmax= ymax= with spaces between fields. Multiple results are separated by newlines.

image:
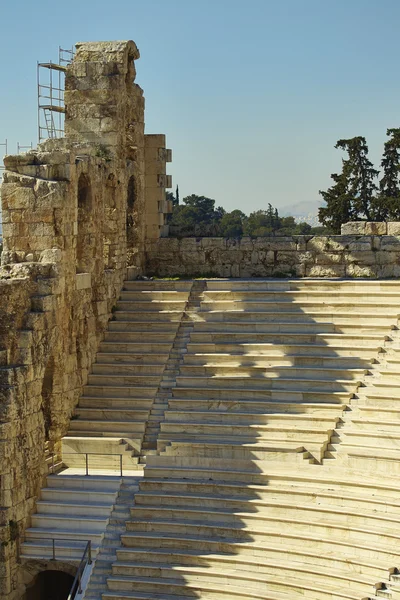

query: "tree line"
xmin=319 ymin=128 xmax=400 ymax=233
xmin=167 ymin=191 xmax=325 ymax=237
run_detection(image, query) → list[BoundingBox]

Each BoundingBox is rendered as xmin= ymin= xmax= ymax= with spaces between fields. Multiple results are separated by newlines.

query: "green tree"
xmin=169 ymin=194 xmax=224 ymax=231
xmin=244 ymin=210 xmax=273 ymax=236
xmin=293 ymin=222 xmax=312 ymax=235
xmin=166 ymin=191 xmax=175 ymax=204
xmin=319 ymin=137 xmax=379 ymax=233
xmin=219 ymin=210 xmax=247 ymax=237
xmin=378 ymin=127 xmax=400 ymax=219
xmin=244 ymin=206 xmax=283 ymax=236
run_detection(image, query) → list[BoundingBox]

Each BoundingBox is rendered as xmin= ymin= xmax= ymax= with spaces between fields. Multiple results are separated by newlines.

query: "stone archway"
xmin=41 ymin=356 xmax=55 ymax=441
xmin=23 ymin=569 xmax=75 ymax=600
xmin=76 ymin=173 xmax=93 ymax=274
xmin=103 ymin=173 xmax=117 ymax=269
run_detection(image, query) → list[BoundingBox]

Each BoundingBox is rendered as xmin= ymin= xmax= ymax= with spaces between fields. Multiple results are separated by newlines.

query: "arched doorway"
xmin=126 ymin=174 xmax=137 ymax=248
xmin=127 ymin=175 xmax=136 ymax=226
xmin=103 ymin=173 xmax=117 ymax=269
xmin=76 ymin=173 xmax=93 ymax=274
xmin=41 ymin=357 xmax=55 ymax=440
xmin=24 ymin=570 xmax=74 ymax=600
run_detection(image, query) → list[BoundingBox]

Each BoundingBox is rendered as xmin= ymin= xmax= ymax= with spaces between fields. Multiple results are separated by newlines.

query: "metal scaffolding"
xmin=0 ymin=139 xmax=7 ymax=182
xmin=37 ymin=46 xmax=74 ymax=142
xmin=17 ymin=142 xmax=33 ymax=154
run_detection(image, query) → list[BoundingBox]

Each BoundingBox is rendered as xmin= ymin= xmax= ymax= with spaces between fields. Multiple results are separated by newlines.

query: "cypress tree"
xmin=378 ymin=127 xmax=400 ymax=219
xmin=319 ymin=137 xmax=378 ymax=232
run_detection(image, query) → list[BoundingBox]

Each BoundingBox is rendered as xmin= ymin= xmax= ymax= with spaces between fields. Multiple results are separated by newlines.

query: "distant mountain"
xmin=280 ymin=199 xmax=323 ymax=227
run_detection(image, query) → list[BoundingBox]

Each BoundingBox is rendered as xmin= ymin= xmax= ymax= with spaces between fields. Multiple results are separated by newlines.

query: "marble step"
xmin=122 ymin=281 xmax=192 ymax=291
xmin=92 ymin=364 xmax=164 ymax=376
xmin=178 ymin=364 xmax=367 ymax=380
xmin=183 ymin=353 xmax=372 ymax=368
xmin=104 ymin=331 xmax=177 ymax=343
xmin=186 ymin=342 xmax=384 ymax=357
xmin=172 ymin=387 xmax=353 ymax=402
xmin=175 ymin=375 xmax=360 ymax=392
xmin=96 ymin=353 xmax=169 ymax=365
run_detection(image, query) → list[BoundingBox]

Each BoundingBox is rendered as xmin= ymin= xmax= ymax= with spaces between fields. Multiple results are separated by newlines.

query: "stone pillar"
xmin=144 ymin=134 xmax=173 ymax=240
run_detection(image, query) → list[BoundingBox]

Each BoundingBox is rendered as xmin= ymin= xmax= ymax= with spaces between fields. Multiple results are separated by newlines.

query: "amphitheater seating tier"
xmin=21 ymin=279 xmax=400 ymax=600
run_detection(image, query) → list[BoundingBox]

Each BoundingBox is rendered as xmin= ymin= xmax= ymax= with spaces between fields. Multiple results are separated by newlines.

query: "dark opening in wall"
xmin=104 ymin=173 xmax=117 ymax=269
xmin=77 ymin=173 xmax=93 ymax=274
xmin=127 ymin=175 xmax=136 ymax=231
xmin=41 ymin=357 xmax=55 ymax=440
xmin=24 ymin=570 xmax=74 ymax=600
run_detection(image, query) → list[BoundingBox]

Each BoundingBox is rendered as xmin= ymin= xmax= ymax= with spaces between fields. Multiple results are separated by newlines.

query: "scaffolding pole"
xmin=37 ymin=46 xmax=74 ymax=143
xmin=0 ymin=139 xmax=7 ymax=183
xmin=17 ymin=142 xmax=33 ymax=154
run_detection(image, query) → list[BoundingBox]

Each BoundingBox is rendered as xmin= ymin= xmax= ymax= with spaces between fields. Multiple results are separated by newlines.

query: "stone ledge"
xmin=341 ymin=221 xmax=400 ymax=235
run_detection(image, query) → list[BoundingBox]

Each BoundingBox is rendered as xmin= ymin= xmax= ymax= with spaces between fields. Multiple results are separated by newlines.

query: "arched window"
xmin=41 ymin=357 xmax=55 ymax=440
xmin=126 ymin=175 xmax=136 ymax=230
xmin=76 ymin=174 xmax=93 ymax=273
xmin=103 ymin=173 xmax=117 ymax=269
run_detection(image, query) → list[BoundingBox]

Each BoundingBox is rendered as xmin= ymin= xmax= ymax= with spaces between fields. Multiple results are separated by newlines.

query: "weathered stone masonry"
xmin=0 ymin=40 xmax=171 ymax=599
xmin=145 ymin=234 xmax=400 ymax=278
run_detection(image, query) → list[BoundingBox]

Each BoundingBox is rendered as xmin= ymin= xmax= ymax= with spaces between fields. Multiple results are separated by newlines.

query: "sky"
xmin=1 ymin=0 xmax=400 ymax=215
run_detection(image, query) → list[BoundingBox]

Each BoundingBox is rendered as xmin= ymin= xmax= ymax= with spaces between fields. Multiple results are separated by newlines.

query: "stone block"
xmin=344 ymin=250 xmax=376 ymax=265
xmin=347 ymin=237 xmax=373 ymax=252
xmin=365 ymin=222 xmax=387 ymax=235
xmin=201 ymin=238 xmax=226 ymax=249
xmin=387 ymin=222 xmax=400 ymax=236
xmin=297 ymin=251 xmax=315 ymax=264
xmin=3 ymin=186 xmax=35 ymax=210
xmin=275 ymin=251 xmax=298 ymax=266
xmin=375 ymin=251 xmax=397 ymax=265
xmin=76 ymin=272 xmax=92 ymax=290
xmin=306 ymin=264 xmax=345 ymax=277
xmin=380 ymin=236 xmax=400 ymax=252
xmin=180 ymin=238 xmax=201 ymax=252
xmin=340 ymin=222 xmax=366 ymax=235
xmin=345 ymin=263 xmax=377 ymax=278
xmin=315 ymin=252 xmax=344 ymax=265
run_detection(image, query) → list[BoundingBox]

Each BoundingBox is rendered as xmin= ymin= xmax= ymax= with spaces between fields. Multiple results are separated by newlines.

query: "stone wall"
xmin=145 ymin=235 xmax=400 ymax=278
xmin=0 ymin=40 xmax=172 ymax=599
xmin=341 ymin=221 xmax=400 ymax=235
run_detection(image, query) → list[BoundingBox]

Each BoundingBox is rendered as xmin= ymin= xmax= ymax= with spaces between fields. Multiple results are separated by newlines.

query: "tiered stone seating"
xmin=62 ymin=281 xmax=192 ymax=470
xmin=104 ymin=279 xmax=400 ymax=600
xmin=329 ymin=344 xmax=400 ymax=476
xmin=158 ymin=280 xmax=400 ymax=464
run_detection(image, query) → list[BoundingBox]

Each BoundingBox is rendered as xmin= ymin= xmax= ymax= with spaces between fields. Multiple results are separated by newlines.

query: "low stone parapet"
xmin=145 ymin=235 xmax=400 ymax=278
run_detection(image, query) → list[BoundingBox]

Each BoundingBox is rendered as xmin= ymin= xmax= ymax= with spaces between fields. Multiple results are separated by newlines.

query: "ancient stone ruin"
xmin=3 ymin=38 xmax=400 ymax=600
xmin=0 ymin=40 xmax=172 ymax=598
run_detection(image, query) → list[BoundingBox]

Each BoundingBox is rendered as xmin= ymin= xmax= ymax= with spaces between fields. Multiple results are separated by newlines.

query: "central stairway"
xmin=21 ymin=278 xmax=400 ymax=600
xmin=63 ymin=280 xmax=193 ymax=470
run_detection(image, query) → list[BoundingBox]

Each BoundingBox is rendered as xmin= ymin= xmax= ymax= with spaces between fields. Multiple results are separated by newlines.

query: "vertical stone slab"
xmin=144 ymin=134 xmax=173 ymax=241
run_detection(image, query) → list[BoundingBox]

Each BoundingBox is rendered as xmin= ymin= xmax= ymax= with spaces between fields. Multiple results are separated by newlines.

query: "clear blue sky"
xmin=1 ymin=0 xmax=399 ymax=215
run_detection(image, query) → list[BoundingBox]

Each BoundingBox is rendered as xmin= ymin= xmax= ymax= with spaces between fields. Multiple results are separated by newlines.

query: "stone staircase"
xmin=327 ymin=332 xmax=400 ymax=476
xmin=62 ymin=280 xmax=192 ymax=470
xmin=20 ymin=474 xmax=121 ymax=562
xmin=82 ymin=476 xmax=142 ymax=600
xmin=139 ymin=279 xmax=205 ymax=458
xmin=20 ymin=278 xmax=400 ymax=600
